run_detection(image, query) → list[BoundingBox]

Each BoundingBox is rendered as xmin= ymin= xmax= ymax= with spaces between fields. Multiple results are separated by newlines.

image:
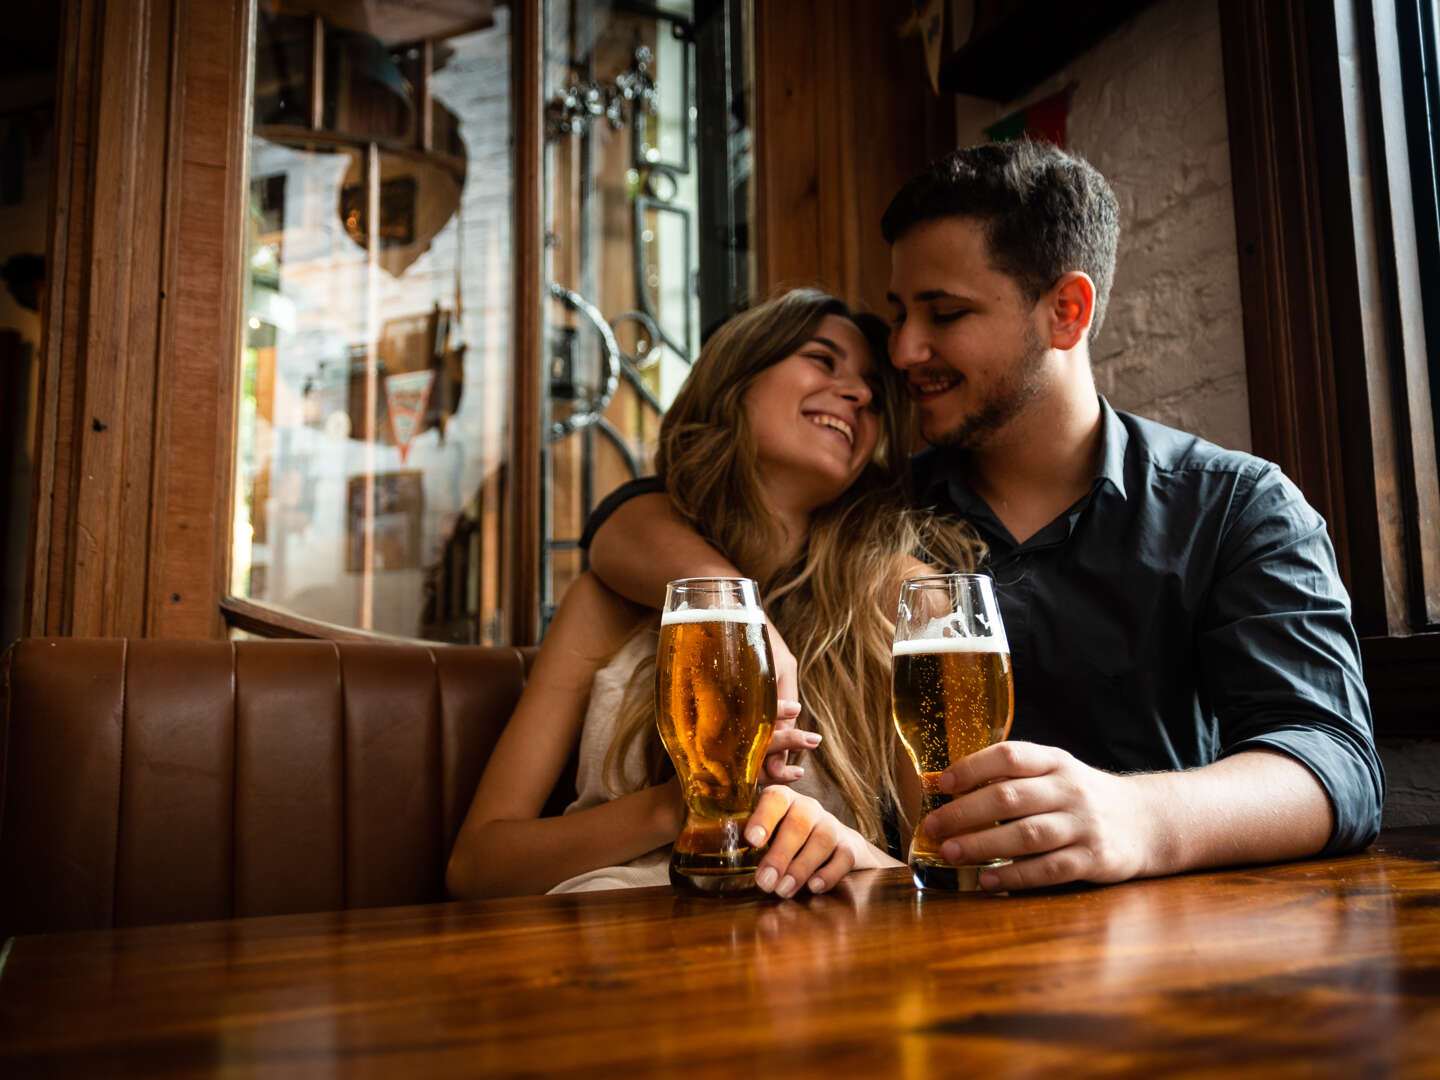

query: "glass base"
xmin=910 ymin=856 xmax=1010 ymax=892
xmin=669 ymin=816 xmax=763 ymax=896
xmin=668 ymin=860 xmax=761 ymax=896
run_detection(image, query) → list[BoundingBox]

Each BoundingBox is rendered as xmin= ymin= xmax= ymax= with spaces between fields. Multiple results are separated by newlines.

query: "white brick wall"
xmin=954 ymin=0 xmax=1250 ymax=452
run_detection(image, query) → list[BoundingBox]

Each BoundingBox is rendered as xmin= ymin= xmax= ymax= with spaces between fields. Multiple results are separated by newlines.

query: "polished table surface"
xmin=2 ymin=828 xmax=1439 ymax=1077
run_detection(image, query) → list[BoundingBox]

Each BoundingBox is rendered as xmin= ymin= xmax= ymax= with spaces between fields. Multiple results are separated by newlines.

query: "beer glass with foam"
xmin=656 ymin=577 xmax=777 ymax=894
xmin=892 ymin=574 xmax=1014 ymax=890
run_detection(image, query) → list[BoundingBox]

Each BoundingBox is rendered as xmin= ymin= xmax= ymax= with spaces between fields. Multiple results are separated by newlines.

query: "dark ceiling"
xmin=0 ymin=2 xmax=61 ymax=77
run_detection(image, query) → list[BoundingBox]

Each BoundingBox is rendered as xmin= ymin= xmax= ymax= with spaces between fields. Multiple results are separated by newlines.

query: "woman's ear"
xmin=1047 ymin=271 xmax=1095 ymax=350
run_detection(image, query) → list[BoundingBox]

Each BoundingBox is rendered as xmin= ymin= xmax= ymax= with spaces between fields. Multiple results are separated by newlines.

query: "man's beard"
xmin=925 ymin=325 xmax=1049 ymax=451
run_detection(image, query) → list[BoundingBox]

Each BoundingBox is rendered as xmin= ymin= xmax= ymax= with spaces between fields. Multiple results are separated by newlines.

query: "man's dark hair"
xmin=881 ymin=140 xmax=1121 ymax=339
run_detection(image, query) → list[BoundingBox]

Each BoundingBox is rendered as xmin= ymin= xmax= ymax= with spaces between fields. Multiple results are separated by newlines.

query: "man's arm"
xmin=587 ymin=487 xmax=803 ymax=767
xmin=920 ymin=742 xmax=1332 ymax=889
xmin=923 ymin=464 xmax=1382 ymax=890
xmin=588 ymin=491 xmax=744 ymax=608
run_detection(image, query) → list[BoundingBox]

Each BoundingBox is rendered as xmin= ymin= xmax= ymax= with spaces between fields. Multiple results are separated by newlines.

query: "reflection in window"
xmin=541 ymin=0 xmax=755 ymax=622
xmin=233 ymin=2 xmax=511 ymax=643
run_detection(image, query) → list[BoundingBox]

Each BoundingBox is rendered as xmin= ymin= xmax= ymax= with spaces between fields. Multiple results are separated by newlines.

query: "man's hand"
xmin=923 ymin=741 xmax=1154 ymax=891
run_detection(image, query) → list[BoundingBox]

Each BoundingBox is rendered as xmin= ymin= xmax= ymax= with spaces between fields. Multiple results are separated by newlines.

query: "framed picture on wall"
xmin=346 ymin=471 xmax=424 ymax=572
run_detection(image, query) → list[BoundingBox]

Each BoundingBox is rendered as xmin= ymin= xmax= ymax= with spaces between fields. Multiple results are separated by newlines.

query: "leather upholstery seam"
xmin=112 ymin=639 xmax=129 ymax=929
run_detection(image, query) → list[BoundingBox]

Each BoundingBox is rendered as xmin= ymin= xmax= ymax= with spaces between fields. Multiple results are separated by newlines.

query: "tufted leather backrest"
xmin=0 ymin=638 xmax=552 ymax=937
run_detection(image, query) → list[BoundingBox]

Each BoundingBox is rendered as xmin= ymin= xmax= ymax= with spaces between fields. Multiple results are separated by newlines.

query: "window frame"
xmin=1218 ymin=0 xmax=1440 ymax=737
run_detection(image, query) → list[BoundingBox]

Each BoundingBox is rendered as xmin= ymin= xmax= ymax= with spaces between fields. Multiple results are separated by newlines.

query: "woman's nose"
xmin=838 ymin=375 xmax=872 ymax=407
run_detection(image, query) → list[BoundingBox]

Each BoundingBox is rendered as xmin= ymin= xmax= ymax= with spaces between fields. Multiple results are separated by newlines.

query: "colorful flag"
xmin=986 ymin=85 xmax=1073 ymax=149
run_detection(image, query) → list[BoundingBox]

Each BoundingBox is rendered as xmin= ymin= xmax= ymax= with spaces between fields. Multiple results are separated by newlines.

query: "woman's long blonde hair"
xmin=603 ymin=288 xmax=982 ymax=845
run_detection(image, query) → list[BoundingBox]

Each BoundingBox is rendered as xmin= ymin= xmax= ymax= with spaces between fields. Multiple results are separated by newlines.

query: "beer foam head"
xmin=893 ymin=635 xmax=1008 ymax=655
xmin=661 ymin=606 xmax=767 ymax=626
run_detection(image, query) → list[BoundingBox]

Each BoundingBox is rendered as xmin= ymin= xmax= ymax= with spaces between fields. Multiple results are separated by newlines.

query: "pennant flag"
xmin=900 ymin=0 xmax=946 ymax=94
xmin=986 ymin=86 xmax=1072 ymax=149
xmin=384 ymin=369 xmax=435 ymax=464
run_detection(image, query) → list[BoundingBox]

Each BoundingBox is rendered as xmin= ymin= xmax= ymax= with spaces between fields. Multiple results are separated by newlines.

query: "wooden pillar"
xmin=753 ymin=0 xmax=954 ymax=315
xmin=27 ymin=0 xmax=253 ymax=639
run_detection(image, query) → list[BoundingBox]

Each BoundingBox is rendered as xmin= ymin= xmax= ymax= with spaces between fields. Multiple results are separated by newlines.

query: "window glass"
xmin=233 ymin=3 xmax=512 ymax=643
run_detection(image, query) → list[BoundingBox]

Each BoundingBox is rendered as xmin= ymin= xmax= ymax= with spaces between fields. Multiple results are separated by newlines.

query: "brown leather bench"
xmin=0 ymin=638 xmax=556 ymax=938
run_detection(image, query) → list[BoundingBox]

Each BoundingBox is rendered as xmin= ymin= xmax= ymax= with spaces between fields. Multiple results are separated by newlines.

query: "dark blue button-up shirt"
xmin=912 ymin=397 xmax=1383 ymax=853
xmin=583 ymin=397 xmax=1385 ymax=854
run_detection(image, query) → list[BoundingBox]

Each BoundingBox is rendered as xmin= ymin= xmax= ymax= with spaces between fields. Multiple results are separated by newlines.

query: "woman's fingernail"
xmin=746 ymin=825 xmax=767 ymax=846
xmin=777 ymin=875 xmax=798 ymax=898
xmin=756 ymin=866 xmax=778 ymax=891
xmin=808 ymin=876 xmax=827 ymax=894
xmin=979 ymin=871 xmax=1001 ymax=891
xmin=803 ymin=732 xmax=822 ymax=747
xmin=938 ymin=772 xmax=956 ymax=793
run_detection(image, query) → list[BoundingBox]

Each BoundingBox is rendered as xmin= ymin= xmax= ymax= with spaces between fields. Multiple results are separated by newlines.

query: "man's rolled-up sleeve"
xmin=1199 ymin=465 xmax=1385 ymax=854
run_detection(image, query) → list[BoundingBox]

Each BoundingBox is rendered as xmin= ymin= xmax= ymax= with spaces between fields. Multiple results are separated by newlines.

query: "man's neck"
xmin=964 ymin=369 xmax=1104 ymax=546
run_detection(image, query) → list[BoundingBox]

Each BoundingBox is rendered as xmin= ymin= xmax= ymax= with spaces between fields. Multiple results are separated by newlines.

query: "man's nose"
xmin=889 ymin=320 xmax=926 ymax=370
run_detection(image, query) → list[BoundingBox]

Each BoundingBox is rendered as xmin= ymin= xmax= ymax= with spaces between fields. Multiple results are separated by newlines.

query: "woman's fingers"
xmin=746 ymin=789 xmax=862 ymax=900
xmin=762 ymin=703 xmax=819 ymax=784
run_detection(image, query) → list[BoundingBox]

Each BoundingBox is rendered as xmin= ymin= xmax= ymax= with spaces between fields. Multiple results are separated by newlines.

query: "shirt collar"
xmin=916 ymin=394 xmax=1130 ymax=507
xmin=1094 ymin=394 xmax=1129 ymax=502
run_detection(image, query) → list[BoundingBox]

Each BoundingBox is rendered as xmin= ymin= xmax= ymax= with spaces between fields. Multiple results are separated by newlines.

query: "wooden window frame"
xmin=1219 ymin=0 xmax=1440 ymax=737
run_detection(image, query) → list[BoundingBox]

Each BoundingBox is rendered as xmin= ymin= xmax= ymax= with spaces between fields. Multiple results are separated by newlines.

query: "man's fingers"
xmin=938 ymin=811 xmax=1075 ymax=865
xmin=976 ymin=846 xmax=1089 ymax=892
xmin=925 ymin=775 xmax=1058 ymax=841
xmin=939 ymin=741 xmax=1061 ymax=795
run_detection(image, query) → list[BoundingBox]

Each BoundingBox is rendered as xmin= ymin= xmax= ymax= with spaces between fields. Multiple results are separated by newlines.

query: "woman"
xmin=446 ymin=289 xmax=980 ymax=899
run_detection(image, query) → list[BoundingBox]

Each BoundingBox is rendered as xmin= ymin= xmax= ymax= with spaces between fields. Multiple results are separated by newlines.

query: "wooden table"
xmin=3 ymin=828 xmax=1439 ymax=1077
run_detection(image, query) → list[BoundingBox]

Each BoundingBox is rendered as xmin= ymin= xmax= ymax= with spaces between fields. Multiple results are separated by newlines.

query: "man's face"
xmin=886 ymin=216 xmax=1051 ymax=450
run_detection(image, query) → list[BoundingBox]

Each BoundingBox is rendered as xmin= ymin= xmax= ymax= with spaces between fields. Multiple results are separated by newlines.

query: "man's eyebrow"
xmin=887 ymin=289 xmax=969 ymax=304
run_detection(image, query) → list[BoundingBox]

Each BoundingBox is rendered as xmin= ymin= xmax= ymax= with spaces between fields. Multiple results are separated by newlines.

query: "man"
xmin=585 ymin=140 xmax=1383 ymax=891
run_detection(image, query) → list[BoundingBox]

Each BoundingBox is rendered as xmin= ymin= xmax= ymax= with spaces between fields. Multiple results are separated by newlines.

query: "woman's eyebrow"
xmin=808 ymin=335 xmax=843 ymax=354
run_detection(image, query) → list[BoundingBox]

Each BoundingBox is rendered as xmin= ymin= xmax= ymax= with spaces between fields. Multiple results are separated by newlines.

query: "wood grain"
xmin=27 ymin=0 xmax=252 ymax=640
xmin=1 ymin=829 xmax=1437 ymax=1077
xmin=754 ymin=1 xmax=954 ymax=315
xmin=510 ymin=0 xmax=543 ymax=645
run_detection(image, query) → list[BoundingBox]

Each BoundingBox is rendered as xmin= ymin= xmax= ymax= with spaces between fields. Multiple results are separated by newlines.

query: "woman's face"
xmin=742 ymin=314 xmax=884 ymax=513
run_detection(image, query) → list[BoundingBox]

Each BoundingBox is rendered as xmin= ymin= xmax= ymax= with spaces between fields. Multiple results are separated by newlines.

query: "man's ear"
xmin=1046 ymin=271 xmax=1095 ymax=350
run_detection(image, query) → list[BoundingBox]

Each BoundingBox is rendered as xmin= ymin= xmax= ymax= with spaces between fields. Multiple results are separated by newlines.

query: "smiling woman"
xmin=445 ymin=288 xmax=984 ymax=900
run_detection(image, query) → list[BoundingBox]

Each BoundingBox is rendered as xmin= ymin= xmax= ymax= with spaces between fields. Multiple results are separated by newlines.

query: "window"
xmin=229 ymin=0 xmax=755 ymax=643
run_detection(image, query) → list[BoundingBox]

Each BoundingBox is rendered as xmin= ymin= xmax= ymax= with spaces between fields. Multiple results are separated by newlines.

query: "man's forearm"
xmin=588 ymin=492 xmax=740 ymax=607
xmin=1131 ymin=749 xmax=1335 ymax=878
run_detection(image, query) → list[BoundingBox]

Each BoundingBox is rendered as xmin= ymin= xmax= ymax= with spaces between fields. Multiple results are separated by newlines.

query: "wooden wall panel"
xmin=27 ymin=0 xmax=251 ymax=640
xmin=754 ymin=0 xmax=955 ymax=315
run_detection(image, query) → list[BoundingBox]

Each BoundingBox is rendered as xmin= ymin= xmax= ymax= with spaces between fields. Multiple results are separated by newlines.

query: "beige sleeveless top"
xmin=547 ymin=629 xmax=857 ymax=894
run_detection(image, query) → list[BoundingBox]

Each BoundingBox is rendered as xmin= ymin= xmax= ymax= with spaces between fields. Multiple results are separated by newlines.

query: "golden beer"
xmin=892 ymin=638 xmax=1014 ymax=883
xmin=656 ymin=606 xmax=776 ymax=894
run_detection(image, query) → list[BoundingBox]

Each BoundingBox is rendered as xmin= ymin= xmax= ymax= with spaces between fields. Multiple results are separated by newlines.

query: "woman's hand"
xmin=762 ymin=698 xmax=817 ymax=784
xmin=743 ymin=786 xmax=895 ymax=899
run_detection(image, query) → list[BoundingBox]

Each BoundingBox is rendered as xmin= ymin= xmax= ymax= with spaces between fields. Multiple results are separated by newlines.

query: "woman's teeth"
xmin=807 ymin=413 xmax=853 ymax=444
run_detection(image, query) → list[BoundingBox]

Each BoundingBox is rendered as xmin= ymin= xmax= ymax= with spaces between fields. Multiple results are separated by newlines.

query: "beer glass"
xmin=656 ymin=577 xmax=777 ymax=894
xmin=891 ymin=573 xmax=1014 ymax=891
